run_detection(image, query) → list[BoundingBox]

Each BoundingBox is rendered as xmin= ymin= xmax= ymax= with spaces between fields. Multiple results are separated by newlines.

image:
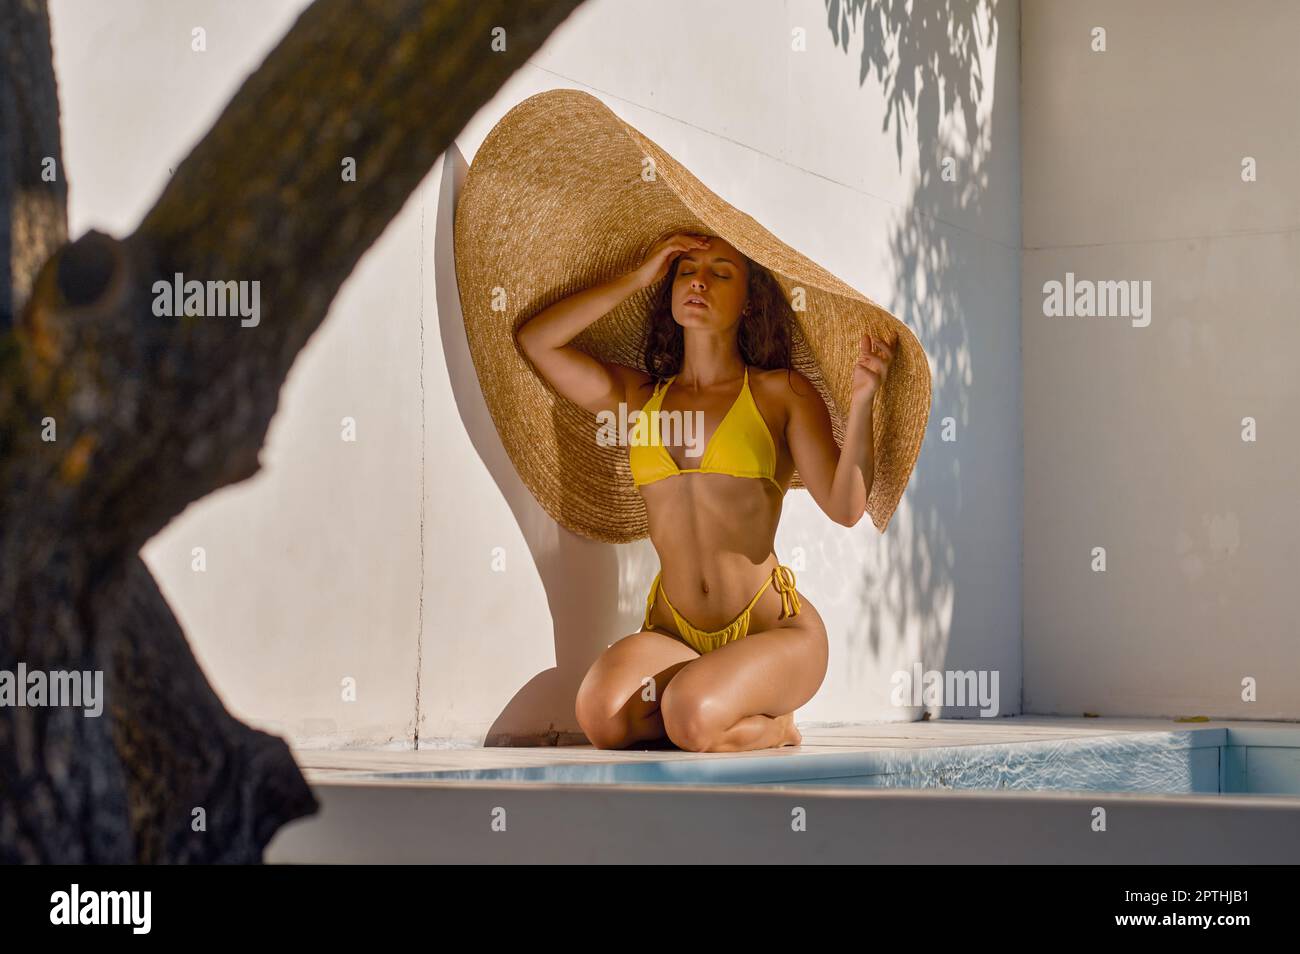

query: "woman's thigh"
xmin=661 ymin=598 xmax=829 ymax=729
xmin=575 ymin=629 xmax=699 ymax=743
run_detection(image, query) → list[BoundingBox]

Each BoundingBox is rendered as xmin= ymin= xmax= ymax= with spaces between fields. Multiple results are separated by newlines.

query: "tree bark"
xmin=0 ymin=0 xmax=67 ymax=329
xmin=1 ymin=0 xmax=585 ymax=862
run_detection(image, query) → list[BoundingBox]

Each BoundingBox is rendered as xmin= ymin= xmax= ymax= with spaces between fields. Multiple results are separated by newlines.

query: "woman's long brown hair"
xmin=640 ymin=250 xmax=794 ymax=390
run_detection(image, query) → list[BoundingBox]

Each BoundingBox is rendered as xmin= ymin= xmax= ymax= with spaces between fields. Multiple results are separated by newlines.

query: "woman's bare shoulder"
xmin=751 ymin=366 xmax=821 ymax=405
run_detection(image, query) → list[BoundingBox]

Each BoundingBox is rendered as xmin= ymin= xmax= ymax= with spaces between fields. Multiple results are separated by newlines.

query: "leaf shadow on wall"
xmin=828 ymin=0 xmax=1019 ymax=719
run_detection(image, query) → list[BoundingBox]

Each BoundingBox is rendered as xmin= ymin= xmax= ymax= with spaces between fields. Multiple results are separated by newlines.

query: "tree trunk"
xmin=0 ymin=0 xmax=585 ymax=862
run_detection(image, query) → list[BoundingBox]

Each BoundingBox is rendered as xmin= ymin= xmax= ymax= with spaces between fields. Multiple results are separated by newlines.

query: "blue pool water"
xmin=357 ymin=727 xmax=1300 ymax=796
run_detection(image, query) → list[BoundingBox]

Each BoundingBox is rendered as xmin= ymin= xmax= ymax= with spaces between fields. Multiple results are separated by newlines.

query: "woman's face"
xmin=671 ymin=235 xmax=750 ymax=329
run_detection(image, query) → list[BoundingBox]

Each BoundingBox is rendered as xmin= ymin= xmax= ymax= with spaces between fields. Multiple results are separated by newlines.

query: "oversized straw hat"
xmin=454 ymin=88 xmax=931 ymax=544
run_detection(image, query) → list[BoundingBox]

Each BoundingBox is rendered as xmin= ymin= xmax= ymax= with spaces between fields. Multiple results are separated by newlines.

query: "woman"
xmin=516 ymin=231 xmax=894 ymax=753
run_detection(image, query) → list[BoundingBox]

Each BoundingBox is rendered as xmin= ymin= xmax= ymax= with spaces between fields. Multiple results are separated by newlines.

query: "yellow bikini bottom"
xmin=643 ymin=564 xmax=801 ymax=655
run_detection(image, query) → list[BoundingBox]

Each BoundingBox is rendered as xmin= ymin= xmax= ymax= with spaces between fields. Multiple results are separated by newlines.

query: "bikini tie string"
xmin=772 ymin=565 xmax=800 ymax=619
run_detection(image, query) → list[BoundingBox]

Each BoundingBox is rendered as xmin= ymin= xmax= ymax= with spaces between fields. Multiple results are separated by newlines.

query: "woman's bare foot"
xmin=774 ymin=711 xmax=802 ymax=747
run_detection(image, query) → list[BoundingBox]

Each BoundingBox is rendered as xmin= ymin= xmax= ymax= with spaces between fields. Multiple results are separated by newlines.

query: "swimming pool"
xmin=346 ymin=726 xmax=1300 ymax=796
xmin=268 ymin=722 xmax=1300 ymax=862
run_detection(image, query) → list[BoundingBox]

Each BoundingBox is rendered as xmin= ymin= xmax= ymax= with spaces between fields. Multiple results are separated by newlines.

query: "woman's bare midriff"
xmin=641 ymin=473 xmax=800 ymax=637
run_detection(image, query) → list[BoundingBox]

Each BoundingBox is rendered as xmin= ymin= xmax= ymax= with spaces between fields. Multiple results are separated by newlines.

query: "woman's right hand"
xmin=629 ymin=232 xmax=712 ymax=289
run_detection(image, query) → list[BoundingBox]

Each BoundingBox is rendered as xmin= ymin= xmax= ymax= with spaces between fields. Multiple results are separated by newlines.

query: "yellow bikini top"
xmin=629 ymin=366 xmax=781 ymax=492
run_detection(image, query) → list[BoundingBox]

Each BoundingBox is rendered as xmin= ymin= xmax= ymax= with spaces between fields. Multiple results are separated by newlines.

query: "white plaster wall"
xmin=47 ymin=0 xmax=1023 ymax=747
xmin=1022 ymin=0 xmax=1300 ymax=718
xmin=50 ymin=0 xmax=422 ymax=747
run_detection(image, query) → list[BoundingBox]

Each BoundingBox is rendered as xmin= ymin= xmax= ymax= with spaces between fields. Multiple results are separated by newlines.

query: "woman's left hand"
xmin=851 ymin=331 xmax=895 ymax=407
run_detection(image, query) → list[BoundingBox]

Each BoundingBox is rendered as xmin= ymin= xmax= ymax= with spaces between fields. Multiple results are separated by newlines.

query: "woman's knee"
xmin=575 ymin=632 xmax=696 ymax=748
xmin=577 ymin=659 xmax=664 ymax=749
xmin=574 ymin=673 xmax=629 ymax=749
xmin=659 ymin=680 xmax=724 ymax=752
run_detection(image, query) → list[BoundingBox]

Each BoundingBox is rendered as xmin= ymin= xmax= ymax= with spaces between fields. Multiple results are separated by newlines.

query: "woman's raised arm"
xmin=514 ymin=232 xmax=711 ymax=415
xmin=784 ymin=332 xmax=894 ymax=527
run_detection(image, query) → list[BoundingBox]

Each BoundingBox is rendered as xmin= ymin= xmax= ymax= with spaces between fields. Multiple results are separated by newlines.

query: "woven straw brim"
xmin=454 ymin=88 xmax=931 ymax=544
